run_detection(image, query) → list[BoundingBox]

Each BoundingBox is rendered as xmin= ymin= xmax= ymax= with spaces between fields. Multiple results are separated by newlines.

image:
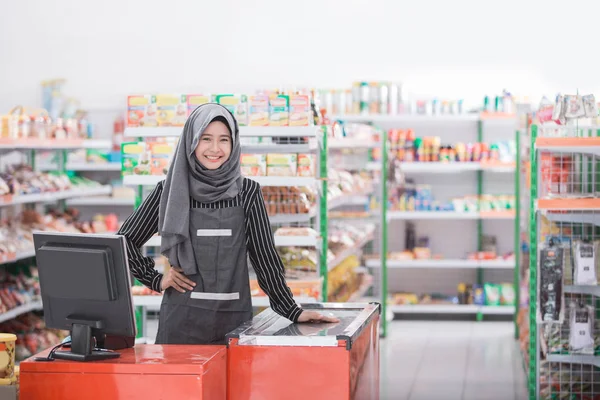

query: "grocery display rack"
xmin=332 ymin=113 xmax=518 ymax=327
xmin=528 ymin=124 xmax=600 ymax=399
xmin=0 ymin=138 xmax=114 ymax=325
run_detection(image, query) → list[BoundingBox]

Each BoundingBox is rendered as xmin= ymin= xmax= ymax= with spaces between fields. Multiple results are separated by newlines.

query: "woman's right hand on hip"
xmin=161 ymin=267 xmax=196 ymax=293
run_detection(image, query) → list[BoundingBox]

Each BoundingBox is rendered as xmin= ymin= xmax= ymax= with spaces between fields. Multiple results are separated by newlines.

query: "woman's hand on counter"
xmin=297 ymin=310 xmax=340 ymax=324
xmin=160 ymin=267 xmax=196 ymax=293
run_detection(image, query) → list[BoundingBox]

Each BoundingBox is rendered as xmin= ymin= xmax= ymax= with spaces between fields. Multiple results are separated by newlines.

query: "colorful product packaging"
xmin=213 ymin=94 xmax=248 ymax=126
xmin=150 ymin=142 xmax=174 ymax=176
xmin=289 ymin=94 xmax=311 ymax=126
xmin=240 ymin=154 xmax=267 ymax=177
xmin=266 ymin=154 xmax=297 ymax=177
xmin=155 ymin=94 xmax=187 ymax=127
xmin=483 ymin=283 xmax=500 ymax=306
xmin=0 ymin=334 xmax=16 ymax=380
xmin=121 ymin=142 xmax=151 ymax=176
xmin=297 ymin=154 xmax=315 ymax=177
xmin=500 ymin=283 xmax=515 ymax=306
xmin=127 ymin=95 xmax=157 ymax=128
xmin=248 ymin=95 xmax=270 ymax=126
xmin=472 ymin=284 xmax=485 ymax=305
xmin=269 ymin=94 xmax=290 ymax=126
xmin=187 ymin=94 xmax=211 ymax=116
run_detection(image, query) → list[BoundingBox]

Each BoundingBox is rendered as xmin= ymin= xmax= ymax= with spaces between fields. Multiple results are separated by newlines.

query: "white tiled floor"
xmin=380 ymin=321 xmax=528 ymax=400
xmin=145 ymin=318 xmax=528 ymax=399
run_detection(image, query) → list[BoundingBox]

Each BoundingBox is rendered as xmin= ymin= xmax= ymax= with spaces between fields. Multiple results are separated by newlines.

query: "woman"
xmin=118 ymin=103 xmax=337 ymax=345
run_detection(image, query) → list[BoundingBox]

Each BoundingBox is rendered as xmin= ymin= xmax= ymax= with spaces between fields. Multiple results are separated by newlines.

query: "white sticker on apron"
xmin=190 ymin=292 xmax=240 ymax=301
xmin=196 ymin=229 xmax=232 ymax=237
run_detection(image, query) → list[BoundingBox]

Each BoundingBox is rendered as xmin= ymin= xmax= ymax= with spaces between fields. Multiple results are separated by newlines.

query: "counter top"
xmin=227 ymin=302 xmax=380 ymax=349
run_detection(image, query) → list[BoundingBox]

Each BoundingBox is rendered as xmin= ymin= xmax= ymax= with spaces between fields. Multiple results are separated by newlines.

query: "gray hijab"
xmin=158 ymin=103 xmax=242 ymax=275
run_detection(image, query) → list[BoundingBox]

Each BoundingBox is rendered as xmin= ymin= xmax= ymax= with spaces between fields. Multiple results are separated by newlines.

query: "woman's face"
xmin=194 ymin=120 xmax=232 ymax=170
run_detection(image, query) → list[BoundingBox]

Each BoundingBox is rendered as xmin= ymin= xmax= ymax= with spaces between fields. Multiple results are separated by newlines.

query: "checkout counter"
xmin=19 ymin=303 xmax=380 ymax=400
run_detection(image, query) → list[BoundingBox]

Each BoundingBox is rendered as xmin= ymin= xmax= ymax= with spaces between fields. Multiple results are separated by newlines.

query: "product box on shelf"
xmin=149 ymin=142 xmax=174 ymax=176
xmin=121 ymin=142 xmax=151 ymax=176
xmin=155 ymin=94 xmax=187 ymax=127
xmin=289 ymin=94 xmax=310 ymax=127
xmin=241 ymin=154 xmax=267 ymax=177
xmin=297 ymin=154 xmax=315 ymax=177
xmin=269 ymin=95 xmax=290 ymax=126
xmin=127 ymin=95 xmax=157 ymax=128
xmin=248 ymin=95 xmax=270 ymax=126
xmin=187 ymin=94 xmax=211 ymax=115
xmin=266 ymin=154 xmax=297 ymax=177
xmin=213 ymin=94 xmax=248 ymax=126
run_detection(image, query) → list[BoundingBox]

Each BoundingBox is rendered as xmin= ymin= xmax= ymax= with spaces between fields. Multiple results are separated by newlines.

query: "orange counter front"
xmin=19 ymin=344 xmax=227 ymax=400
xmin=226 ymin=303 xmax=380 ymax=400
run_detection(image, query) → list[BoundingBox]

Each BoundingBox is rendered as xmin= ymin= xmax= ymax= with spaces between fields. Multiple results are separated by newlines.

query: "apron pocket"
xmin=193 ymin=234 xmax=218 ymax=271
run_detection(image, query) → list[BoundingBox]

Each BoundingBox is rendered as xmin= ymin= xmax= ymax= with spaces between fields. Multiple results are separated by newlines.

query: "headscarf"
xmin=158 ymin=103 xmax=242 ymax=275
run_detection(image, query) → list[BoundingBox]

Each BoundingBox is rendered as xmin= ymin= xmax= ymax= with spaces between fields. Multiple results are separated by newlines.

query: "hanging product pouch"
xmin=538 ymin=243 xmax=565 ymax=323
xmin=568 ymin=302 xmax=595 ymax=355
xmin=573 ymin=240 xmax=597 ymax=286
xmin=483 ymin=283 xmax=500 ymax=306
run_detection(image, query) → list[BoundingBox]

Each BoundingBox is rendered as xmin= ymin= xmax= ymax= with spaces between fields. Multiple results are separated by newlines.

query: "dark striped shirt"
xmin=118 ymin=178 xmax=303 ymax=322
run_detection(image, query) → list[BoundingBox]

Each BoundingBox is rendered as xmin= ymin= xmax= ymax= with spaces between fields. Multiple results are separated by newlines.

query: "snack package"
xmin=572 ymin=240 xmax=598 ymax=286
xmin=240 ymin=154 xmax=267 ymax=177
xmin=155 ymin=94 xmax=187 ymax=127
xmin=269 ymin=94 xmax=290 ymax=126
xmin=297 ymin=154 xmax=315 ymax=177
xmin=552 ymin=95 xmax=564 ymax=122
xmin=267 ymin=154 xmax=297 ymax=177
xmin=484 ymin=283 xmax=500 ymax=306
xmin=472 ymin=284 xmax=485 ymax=305
xmin=289 ymin=94 xmax=311 ymax=126
xmin=149 ymin=142 xmax=173 ymax=176
xmin=248 ymin=95 xmax=270 ymax=126
xmin=564 ymin=95 xmax=586 ymax=119
xmin=187 ymin=94 xmax=211 ymax=116
xmin=127 ymin=95 xmax=157 ymax=128
xmin=582 ymin=94 xmax=598 ymax=118
xmin=121 ymin=142 xmax=149 ymax=176
xmin=213 ymin=94 xmax=248 ymax=126
xmin=538 ymin=243 xmax=565 ymax=323
xmin=568 ymin=302 xmax=595 ymax=355
xmin=500 ymin=283 xmax=515 ymax=306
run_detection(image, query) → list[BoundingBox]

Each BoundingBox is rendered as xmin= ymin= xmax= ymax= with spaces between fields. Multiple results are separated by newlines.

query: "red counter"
xmin=226 ymin=303 xmax=380 ymax=400
xmin=19 ymin=344 xmax=227 ymax=400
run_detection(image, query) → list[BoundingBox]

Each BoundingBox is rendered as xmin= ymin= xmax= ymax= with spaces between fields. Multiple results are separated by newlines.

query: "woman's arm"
xmin=117 ymin=181 xmax=164 ymax=293
xmin=246 ymin=187 xmax=303 ymax=322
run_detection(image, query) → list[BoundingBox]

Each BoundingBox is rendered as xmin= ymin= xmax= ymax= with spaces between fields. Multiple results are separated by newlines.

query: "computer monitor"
xmin=33 ymin=232 xmax=137 ymax=362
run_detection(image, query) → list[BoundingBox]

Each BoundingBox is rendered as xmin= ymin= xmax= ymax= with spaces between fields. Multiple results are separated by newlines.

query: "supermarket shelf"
xmin=546 ymin=354 xmax=600 ymax=368
xmin=331 ymin=114 xmax=480 ymax=123
xmin=0 ymin=139 xmax=112 ymax=150
xmin=535 ymin=137 xmax=600 ymax=156
xmin=537 ymin=198 xmax=600 ymax=211
xmin=366 ymin=259 xmax=514 ymax=269
xmin=39 ymin=162 xmax=122 ymax=172
xmin=0 ymin=185 xmax=113 ymax=208
xmin=544 ymin=211 xmax=600 ymax=225
xmin=399 ymin=162 xmax=515 ymax=173
xmin=268 ymin=210 xmax=316 ymax=224
xmin=328 ymin=138 xmax=379 ymax=149
xmin=123 ymin=175 xmax=164 ymax=186
xmin=250 ymin=176 xmax=316 ymax=187
xmin=241 ymin=143 xmax=315 ymax=154
xmin=132 ymin=295 xmax=317 ymax=308
xmin=328 ymin=194 xmax=370 ymax=209
xmin=0 ymin=301 xmax=44 ymax=323
xmin=328 ymin=232 xmax=374 ymax=272
xmin=564 ymin=285 xmax=600 ymax=296
xmin=66 ymin=197 xmax=135 ymax=207
xmin=389 ymin=304 xmax=515 ymax=314
xmin=125 ymin=126 xmax=319 ymax=138
xmin=387 ymin=211 xmax=515 ymax=220
xmin=0 ymin=249 xmax=37 ymax=266
xmin=143 ymin=234 xmax=319 ymax=248
xmin=388 ymin=211 xmax=479 ymax=220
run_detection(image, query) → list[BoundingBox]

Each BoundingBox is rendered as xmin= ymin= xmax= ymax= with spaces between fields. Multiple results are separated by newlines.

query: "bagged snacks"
xmin=500 ymin=283 xmax=515 ymax=306
xmin=538 ymin=243 xmax=565 ymax=323
xmin=484 ymin=283 xmax=500 ymax=306
xmin=582 ymin=94 xmax=598 ymax=118
xmin=568 ymin=302 xmax=595 ymax=355
xmin=564 ymin=95 xmax=586 ymax=119
xmin=572 ymin=240 xmax=598 ymax=286
xmin=297 ymin=154 xmax=315 ymax=177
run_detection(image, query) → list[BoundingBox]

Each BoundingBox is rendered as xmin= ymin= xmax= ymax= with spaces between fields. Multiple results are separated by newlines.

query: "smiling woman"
xmin=194 ymin=117 xmax=232 ymax=170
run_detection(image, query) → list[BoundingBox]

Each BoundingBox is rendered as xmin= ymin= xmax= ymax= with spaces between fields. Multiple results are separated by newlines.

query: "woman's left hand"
xmin=297 ymin=310 xmax=340 ymax=324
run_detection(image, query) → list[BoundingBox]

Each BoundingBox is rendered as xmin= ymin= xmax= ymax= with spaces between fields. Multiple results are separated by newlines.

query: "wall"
xmin=1 ymin=0 xmax=598 ymax=115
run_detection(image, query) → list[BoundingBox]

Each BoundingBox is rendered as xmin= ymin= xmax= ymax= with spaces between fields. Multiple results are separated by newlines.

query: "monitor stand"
xmin=53 ymin=319 xmax=120 ymax=362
